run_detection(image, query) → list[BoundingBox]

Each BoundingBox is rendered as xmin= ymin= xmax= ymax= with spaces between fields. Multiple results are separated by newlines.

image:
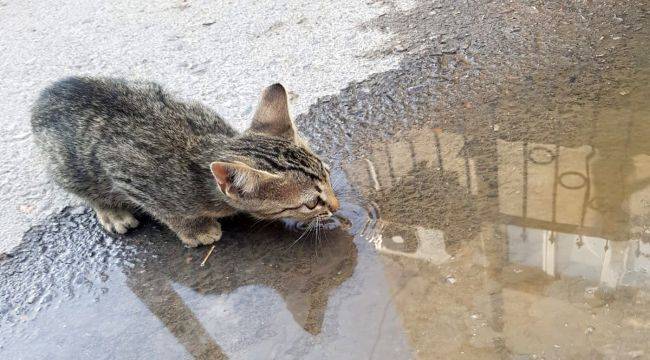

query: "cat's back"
xmin=31 ymin=76 xmax=236 ymax=139
xmin=32 ymin=77 xmax=158 ymax=129
xmin=30 ymin=76 xmax=238 ymax=195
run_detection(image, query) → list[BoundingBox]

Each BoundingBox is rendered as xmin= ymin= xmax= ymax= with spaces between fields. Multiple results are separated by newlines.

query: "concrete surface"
xmin=0 ymin=0 xmax=409 ymax=253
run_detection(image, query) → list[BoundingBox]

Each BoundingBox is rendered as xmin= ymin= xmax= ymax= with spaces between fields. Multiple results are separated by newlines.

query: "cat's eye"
xmin=305 ymin=198 xmax=318 ymax=210
xmin=305 ymin=197 xmax=324 ymax=210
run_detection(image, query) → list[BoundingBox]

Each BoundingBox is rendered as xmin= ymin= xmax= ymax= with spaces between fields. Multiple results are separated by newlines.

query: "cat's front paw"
xmin=96 ymin=208 xmax=140 ymax=234
xmin=179 ymin=222 xmax=222 ymax=247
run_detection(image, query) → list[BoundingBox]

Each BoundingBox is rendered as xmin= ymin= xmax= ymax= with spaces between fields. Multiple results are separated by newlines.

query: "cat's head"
xmin=210 ymin=84 xmax=339 ymax=221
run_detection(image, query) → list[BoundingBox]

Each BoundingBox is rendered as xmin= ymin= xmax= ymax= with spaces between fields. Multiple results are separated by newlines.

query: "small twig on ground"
xmin=200 ymin=245 xmax=216 ymax=267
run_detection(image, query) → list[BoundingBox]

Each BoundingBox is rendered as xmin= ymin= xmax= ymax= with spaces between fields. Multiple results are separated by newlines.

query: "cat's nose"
xmin=328 ymin=197 xmax=340 ymax=213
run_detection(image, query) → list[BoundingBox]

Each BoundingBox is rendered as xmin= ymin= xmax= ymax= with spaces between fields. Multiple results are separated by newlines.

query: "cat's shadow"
xmin=1 ymin=208 xmax=358 ymax=360
xmin=123 ymin=214 xmax=358 ymax=359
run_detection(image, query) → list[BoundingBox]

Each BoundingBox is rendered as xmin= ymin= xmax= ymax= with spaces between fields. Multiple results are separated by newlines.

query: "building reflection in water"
xmin=345 ymin=124 xmax=650 ymax=357
xmin=346 ymin=127 xmax=650 ymax=289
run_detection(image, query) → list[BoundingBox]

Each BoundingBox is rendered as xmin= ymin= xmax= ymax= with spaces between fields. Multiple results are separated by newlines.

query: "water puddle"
xmin=2 ymin=1 xmax=650 ymax=359
xmin=0 ymin=205 xmax=370 ymax=359
xmin=344 ymin=122 xmax=650 ymax=358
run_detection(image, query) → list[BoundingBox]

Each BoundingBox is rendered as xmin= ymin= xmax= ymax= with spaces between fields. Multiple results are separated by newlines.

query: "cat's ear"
xmin=248 ymin=83 xmax=296 ymax=140
xmin=210 ymin=161 xmax=279 ymax=198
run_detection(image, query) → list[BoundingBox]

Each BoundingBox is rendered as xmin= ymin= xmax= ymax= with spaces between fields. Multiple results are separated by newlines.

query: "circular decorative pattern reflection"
xmin=559 ymin=171 xmax=588 ymax=190
xmin=528 ymin=146 xmax=556 ymax=165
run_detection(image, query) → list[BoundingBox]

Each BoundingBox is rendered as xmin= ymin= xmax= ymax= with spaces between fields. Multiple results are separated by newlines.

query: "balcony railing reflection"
xmin=344 ymin=127 xmax=650 ymax=288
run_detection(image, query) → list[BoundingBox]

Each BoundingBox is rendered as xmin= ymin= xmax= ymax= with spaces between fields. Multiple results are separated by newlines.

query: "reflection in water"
xmin=345 ymin=112 xmax=650 ymax=357
xmin=126 ymin=216 xmax=357 ymax=350
xmin=0 ymin=211 xmax=359 ymax=359
xmin=346 ymin=123 xmax=650 ymax=289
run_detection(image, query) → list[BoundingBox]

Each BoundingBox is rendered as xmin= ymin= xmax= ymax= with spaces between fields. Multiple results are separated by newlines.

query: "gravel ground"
xmin=0 ymin=0 xmax=410 ymax=253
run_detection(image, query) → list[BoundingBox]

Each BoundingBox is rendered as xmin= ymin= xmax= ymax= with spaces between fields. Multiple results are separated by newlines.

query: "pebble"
xmin=69 ymin=206 xmax=87 ymax=215
xmin=18 ymin=204 xmax=35 ymax=214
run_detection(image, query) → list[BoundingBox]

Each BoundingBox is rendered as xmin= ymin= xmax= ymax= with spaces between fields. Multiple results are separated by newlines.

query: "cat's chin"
xmin=279 ymin=218 xmax=316 ymax=232
xmin=279 ymin=217 xmax=312 ymax=225
xmin=280 ymin=218 xmax=302 ymax=230
xmin=281 ymin=215 xmax=340 ymax=232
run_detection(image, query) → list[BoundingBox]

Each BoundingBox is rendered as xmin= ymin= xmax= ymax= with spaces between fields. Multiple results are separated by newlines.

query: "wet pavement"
xmin=2 ymin=1 xmax=650 ymax=359
xmin=0 ymin=0 xmax=401 ymax=252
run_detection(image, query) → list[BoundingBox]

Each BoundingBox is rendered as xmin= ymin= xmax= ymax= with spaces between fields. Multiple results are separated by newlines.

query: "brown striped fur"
xmin=31 ymin=77 xmax=339 ymax=247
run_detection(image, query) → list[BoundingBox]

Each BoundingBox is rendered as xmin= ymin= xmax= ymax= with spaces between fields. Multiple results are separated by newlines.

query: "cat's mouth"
xmin=293 ymin=215 xmax=341 ymax=231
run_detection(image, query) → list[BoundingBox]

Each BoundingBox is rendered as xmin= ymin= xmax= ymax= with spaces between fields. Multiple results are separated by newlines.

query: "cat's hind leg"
xmin=94 ymin=206 xmax=140 ymax=234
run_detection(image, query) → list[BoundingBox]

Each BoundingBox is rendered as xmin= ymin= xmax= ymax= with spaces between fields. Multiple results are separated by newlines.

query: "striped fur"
xmin=31 ymin=76 xmax=339 ymax=247
xmin=226 ymin=136 xmax=326 ymax=180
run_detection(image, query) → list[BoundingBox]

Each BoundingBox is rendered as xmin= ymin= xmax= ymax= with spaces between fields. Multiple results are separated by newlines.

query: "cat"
xmin=31 ymin=77 xmax=340 ymax=247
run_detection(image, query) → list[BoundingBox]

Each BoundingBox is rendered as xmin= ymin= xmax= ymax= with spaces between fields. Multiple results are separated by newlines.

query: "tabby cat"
xmin=31 ymin=77 xmax=339 ymax=247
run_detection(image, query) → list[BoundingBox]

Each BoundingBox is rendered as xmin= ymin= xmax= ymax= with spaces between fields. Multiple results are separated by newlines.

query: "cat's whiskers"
xmin=248 ymin=217 xmax=268 ymax=231
xmin=318 ymin=217 xmax=324 ymax=256
xmin=313 ymin=217 xmax=322 ymax=257
xmin=286 ymin=219 xmax=315 ymax=251
xmin=252 ymin=219 xmax=277 ymax=233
